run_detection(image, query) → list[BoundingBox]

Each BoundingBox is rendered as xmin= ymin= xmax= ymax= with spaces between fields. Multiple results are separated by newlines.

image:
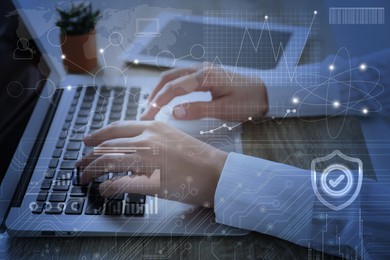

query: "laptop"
xmin=135 ymin=18 xmax=161 ymax=37
xmin=0 ymin=4 xmax=250 ymax=236
xmin=1 ymin=4 xmax=307 ymax=238
xmin=0 ymin=52 xmax=250 ymax=236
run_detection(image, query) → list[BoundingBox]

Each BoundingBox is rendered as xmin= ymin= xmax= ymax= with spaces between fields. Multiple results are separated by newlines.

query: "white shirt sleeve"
xmin=214 ymin=152 xmax=364 ymax=257
xmin=214 ymin=152 xmax=314 ymax=247
xmin=214 ymin=48 xmax=390 ymax=257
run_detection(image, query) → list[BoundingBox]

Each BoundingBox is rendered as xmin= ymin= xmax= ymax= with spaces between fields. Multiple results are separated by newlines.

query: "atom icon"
xmin=293 ymin=47 xmax=384 ymax=138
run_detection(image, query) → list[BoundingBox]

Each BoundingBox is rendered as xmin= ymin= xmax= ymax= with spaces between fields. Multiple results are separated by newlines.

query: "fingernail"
xmin=99 ymin=181 xmax=111 ymax=197
xmin=173 ymin=107 xmax=186 ymax=119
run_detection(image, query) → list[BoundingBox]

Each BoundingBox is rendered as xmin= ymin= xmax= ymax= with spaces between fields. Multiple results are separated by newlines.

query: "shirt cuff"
xmin=214 ymin=152 xmax=314 ymax=246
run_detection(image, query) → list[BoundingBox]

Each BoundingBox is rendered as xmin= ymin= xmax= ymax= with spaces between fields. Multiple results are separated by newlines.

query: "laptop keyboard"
xmin=32 ymin=85 xmax=146 ymax=216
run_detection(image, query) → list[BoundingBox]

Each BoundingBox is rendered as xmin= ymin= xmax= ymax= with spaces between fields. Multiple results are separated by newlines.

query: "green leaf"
xmin=55 ymin=2 xmax=100 ymax=35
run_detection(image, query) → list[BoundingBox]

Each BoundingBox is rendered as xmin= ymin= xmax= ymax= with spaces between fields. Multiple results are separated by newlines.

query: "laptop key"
xmin=52 ymin=180 xmax=70 ymax=191
xmin=68 ymin=106 xmax=76 ymax=113
xmin=124 ymin=203 xmax=144 ymax=216
xmin=31 ymin=202 xmax=45 ymax=214
xmin=59 ymin=131 xmax=67 ymax=139
xmin=89 ymin=183 xmax=101 ymax=195
xmin=49 ymin=158 xmax=59 ymax=168
xmin=37 ymin=191 xmax=48 ymax=201
xmin=114 ymin=87 xmax=125 ymax=93
xmin=93 ymin=113 xmax=104 ymax=121
xmin=97 ymin=99 xmax=105 ymax=106
xmin=67 ymin=142 xmax=81 ymax=151
xmin=65 ymin=198 xmax=85 ymax=215
xmin=44 ymin=170 xmax=55 ymax=179
xmin=100 ymin=88 xmax=111 ymax=98
xmin=91 ymin=118 xmax=103 ymax=126
xmin=125 ymin=115 xmax=136 ymax=120
xmin=80 ymin=102 xmax=93 ymax=109
xmin=63 ymin=151 xmax=79 ymax=160
xmin=90 ymin=124 xmax=101 ymax=130
xmin=75 ymin=117 xmax=89 ymax=125
xmin=100 ymin=106 xmax=108 ymax=113
xmin=85 ymin=87 xmax=96 ymax=94
xmin=56 ymin=170 xmax=73 ymax=180
xmin=65 ymin=114 xmax=73 ymax=122
xmin=56 ymin=139 xmax=65 ymax=148
xmin=60 ymin=160 xmax=76 ymax=170
xmin=105 ymin=201 xmax=122 ymax=215
xmin=108 ymin=193 xmax=124 ymax=201
xmin=108 ymin=119 xmax=118 ymax=124
xmin=70 ymin=186 xmax=88 ymax=197
xmin=82 ymin=146 xmax=93 ymax=156
xmin=41 ymin=179 xmax=52 ymax=190
xmin=72 ymin=173 xmax=87 ymax=186
xmin=69 ymin=133 xmax=84 ymax=141
xmin=93 ymin=174 xmax=109 ymax=183
xmin=85 ymin=196 xmax=104 ymax=215
xmin=126 ymin=194 xmax=145 ymax=204
xmin=49 ymin=192 xmax=67 ymax=202
xmin=52 ymin=149 xmax=62 ymax=158
xmin=126 ymin=110 xmax=137 ymax=116
xmin=109 ymin=112 xmax=121 ymax=119
xmin=45 ymin=202 xmax=64 ymax=214
xmin=111 ymin=104 xmax=123 ymax=112
xmin=74 ymin=127 xmax=85 ymax=134
xmin=127 ymin=102 xmax=138 ymax=109
xmin=75 ymin=88 xmax=81 ymax=97
xmin=113 ymin=98 xmax=125 ymax=105
xmin=130 ymin=87 xmax=141 ymax=95
xmin=85 ymin=87 xmax=95 ymax=93
xmin=62 ymin=122 xmax=71 ymax=130
xmin=83 ymin=95 xmax=94 ymax=102
xmin=78 ymin=109 xmax=90 ymax=117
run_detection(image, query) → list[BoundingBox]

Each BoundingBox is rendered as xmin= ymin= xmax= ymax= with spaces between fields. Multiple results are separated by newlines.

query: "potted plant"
xmin=56 ymin=2 xmax=101 ymax=73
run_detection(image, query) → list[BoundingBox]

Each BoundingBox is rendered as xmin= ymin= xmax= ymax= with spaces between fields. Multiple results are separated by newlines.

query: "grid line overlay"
xmin=201 ymin=10 xmax=320 ymax=130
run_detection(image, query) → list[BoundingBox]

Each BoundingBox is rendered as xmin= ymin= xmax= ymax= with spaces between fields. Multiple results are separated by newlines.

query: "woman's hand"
xmin=141 ymin=63 xmax=269 ymax=121
xmin=77 ymin=121 xmax=228 ymax=207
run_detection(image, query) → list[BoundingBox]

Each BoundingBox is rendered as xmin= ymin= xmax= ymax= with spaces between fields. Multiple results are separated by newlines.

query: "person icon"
xmin=13 ymin=38 xmax=33 ymax=60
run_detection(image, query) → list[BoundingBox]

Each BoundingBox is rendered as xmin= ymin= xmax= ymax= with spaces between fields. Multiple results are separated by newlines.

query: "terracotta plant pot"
xmin=60 ymin=30 xmax=98 ymax=73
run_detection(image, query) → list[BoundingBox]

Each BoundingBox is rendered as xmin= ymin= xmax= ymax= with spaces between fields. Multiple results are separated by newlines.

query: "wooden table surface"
xmin=3 ymin=116 xmax=371 ymax=260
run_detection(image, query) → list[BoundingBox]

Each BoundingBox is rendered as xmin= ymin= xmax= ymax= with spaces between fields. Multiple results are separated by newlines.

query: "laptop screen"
xmin=140 ymin=20 xmax=291 ymax=70
xmin=0 ymin=68 xmax=47 ymax=187
xmin=0 ymin=10 xmax=48 ymax=185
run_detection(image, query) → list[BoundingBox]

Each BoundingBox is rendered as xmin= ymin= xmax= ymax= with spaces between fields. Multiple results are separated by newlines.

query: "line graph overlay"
xmin=200 ymin=109 xmax=297 ymax=135
xmin=203 ymin=10 xmax=318 ymax=82
xmin=201 ymin=10 xmax=320 ymax=133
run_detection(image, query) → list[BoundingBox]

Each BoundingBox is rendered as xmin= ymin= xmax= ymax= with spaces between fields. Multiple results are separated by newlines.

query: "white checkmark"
xmin=329 ymin=175 xmax=345 ymax=188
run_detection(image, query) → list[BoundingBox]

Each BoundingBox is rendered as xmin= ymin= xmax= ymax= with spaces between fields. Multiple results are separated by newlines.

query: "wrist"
xmin=213 ymin=150 xmax=228 ymax=180
xmin=208 ymin=148 xmax=228 ymax=207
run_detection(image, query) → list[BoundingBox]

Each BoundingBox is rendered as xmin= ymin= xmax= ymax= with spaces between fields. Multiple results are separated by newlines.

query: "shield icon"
xmin=311 ymin=150 xmax=363 ymax=211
